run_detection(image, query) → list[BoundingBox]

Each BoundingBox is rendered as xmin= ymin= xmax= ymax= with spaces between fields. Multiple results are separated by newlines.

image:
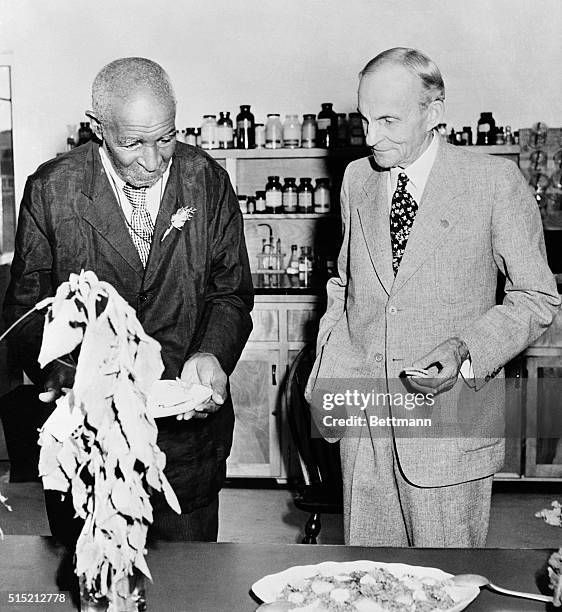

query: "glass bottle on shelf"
xmin=265 ymin=176 xmax=283 ymax=213
xmin=237 ymin=195 xmax=248 ymax=214
xmin=255 ymin=190 xmax=267 ymax=213
xmin=301 ymin=114 xmax=317 ymax=148
xmin=217 ymin=111 xmax=234 ymax=149
xmin=495 ymin=127 xmax=505 ymax=145
xmin=255 ymin=123 xmax=266 ymax=148
xmin=282 ymin=178 xmax=298 ymax=213
xmin=528 ymin=122 xmax=548 ymax=149
xmin=348 ymin=112 xmax=365 ymax=146
xmin=297 ymin=177 xmax=314 ymax=213
xmin=283 ymin=115 xmax=301 ymax=148
xmin=77 ymin=122 xmax=94 ymax=145
xmin=317 ymin=103 xmax=337 ymax=148
xmin=461 ymin=126 xmax=473 ymax=146
xmin=265 ymin=114 xmax=283 ymax=149
xmin=200 ymin=115 xmax=218 ymax=149
xmin=184 ymin=128 xmax=197 ymax=146
xmin=476 ymin=112 xmax=496 ymax=145
xmin=236 ymin=105 xmax=255 ymax=149
xmin=504 ymin=125 xmax=514 ymax=145
xmin=298 ymin=246 xmax=313 ymax=285
xmin=336 ymin=113 xmax=348 ymax=147
xmin=286 ymin=245 xmax=299 ymax=275
xmin=246 ymin=196 xmax=256 ymax=214
xmin=314 ymin=178 xmax=331 ymax=213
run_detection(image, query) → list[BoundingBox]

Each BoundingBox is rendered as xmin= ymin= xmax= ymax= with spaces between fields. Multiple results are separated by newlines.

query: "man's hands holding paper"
xmin=177 ymin=352 xmax=227 ymax=420
xmin=38 ymin=358 xmax=76 ymax=403
xmin=406 ymin=337 xmax=470 ymax=396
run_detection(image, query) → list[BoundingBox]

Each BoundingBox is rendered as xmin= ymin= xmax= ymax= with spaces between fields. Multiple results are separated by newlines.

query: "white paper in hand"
xmin=147 ymin=379 xmax=213 ymax=418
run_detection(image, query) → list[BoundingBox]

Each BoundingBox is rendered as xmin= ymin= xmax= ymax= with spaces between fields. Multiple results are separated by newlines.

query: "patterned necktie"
xmin=390 ymin=172 xmax=418 ymax=275
xmin=123 ymin=184 xmax=153 ymax=267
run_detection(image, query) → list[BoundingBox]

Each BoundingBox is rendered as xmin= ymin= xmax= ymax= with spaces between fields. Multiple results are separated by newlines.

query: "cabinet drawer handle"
xmin=272 ymin=364 xmax=277 ymax=385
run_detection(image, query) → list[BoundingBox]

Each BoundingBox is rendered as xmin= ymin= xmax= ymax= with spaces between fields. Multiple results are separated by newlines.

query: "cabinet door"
xmin=227 ymin=348 xmax=283 ymax=478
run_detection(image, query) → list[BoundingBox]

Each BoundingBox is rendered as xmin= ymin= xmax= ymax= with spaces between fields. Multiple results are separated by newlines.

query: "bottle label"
xmin=255 ymin=198 xmax=266 ymax=212
xmin=478 ymin=123 xmax=490 ymax=132
xmin=284 ymin=138 xmax=300 ymax=148
xmin=266 ymin=138 xmax=282 ymax=148
xmin=237 ymin=119 xmax=251 ymax=128
xmin=314 ymin=188 xmax=331 ymax=213
xmin=266 ymin=191 xmax=282 ymax=209
xmin=298 ymin=192 xmax=313 ymax=212
xmin=218 ymin=126 xmax=233 ymax=144
xmin=283 ymin=192 xmax=298 ymax=212
xmin=317 ymin=118 xmax=331 ymax=129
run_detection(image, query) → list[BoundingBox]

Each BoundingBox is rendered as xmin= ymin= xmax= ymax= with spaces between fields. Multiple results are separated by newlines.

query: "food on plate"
xmin=265 ymin=567 xmax=456 ymax=611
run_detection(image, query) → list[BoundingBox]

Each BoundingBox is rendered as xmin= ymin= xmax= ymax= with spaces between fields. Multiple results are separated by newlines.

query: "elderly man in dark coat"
xmin=3 ymin=57 xmax=253 ymax=542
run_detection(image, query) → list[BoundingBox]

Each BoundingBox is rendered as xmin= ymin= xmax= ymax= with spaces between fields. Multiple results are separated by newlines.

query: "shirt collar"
xmin=390 ymin=131 xmax=439 ymax=199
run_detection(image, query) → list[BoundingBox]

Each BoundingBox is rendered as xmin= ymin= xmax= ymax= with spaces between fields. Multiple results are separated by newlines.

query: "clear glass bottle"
xmin=184 ymin=127 xmax=197 ymax=146
xmin=246 ymin=196 xmax=256 ymax=214
xmin=301 ymin=114 xmax=317 ymax=148
xmin=477 ymin=112 xmax=496 ymax=145
xmin=495 ymin=126 xmax=506 ymax=145
xmin=265 ymin=114 xmax=283 ymax=149
xmin=314 ymin=178 xmax=331 ymax=213
xmin=200 ymin=115 xmax=218 ymax=149
xmin=236 ymin=105 xmax=255 ymax=149
xmin=348 ymin=112 xmax=365 ymax=147
xmin=282 ymin=177 xmax=298 ymax=213
xmin=218 ymin=111 xmax=234 ymax=149
xmin=237 ymin=195 xmax=248 ymax=214
xmin=265 ymin=176 xmax=283 ymax=213
xmin=336 ymin=113 xmax=348 ymax=147
xmin=505 ymin=125 xmax=514 ymax=145
xmin=317 ymin=103 xmax=337 ymax=148
xmin=283 ymin=115 xmax=301 ymax=148
xmin=297 ymin=177 xmax=314 ymax=213
xmin=286 ymin=244 xmax=299 ymax=275
xmin=255 ymin=190 xmax=267 ymax=213
xmin=255 ymin=123 xmax=266 ymax=148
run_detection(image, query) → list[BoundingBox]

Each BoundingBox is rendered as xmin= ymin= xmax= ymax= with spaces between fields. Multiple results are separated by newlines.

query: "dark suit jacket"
xmin=3 ymin=141 xmax=254 ymax=512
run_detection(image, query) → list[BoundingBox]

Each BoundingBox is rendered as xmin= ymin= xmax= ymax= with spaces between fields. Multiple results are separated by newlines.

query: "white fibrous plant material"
xmin=0 ymin=490 xmax=12 ymax=539
xmin=37 ymin=271 xmax=180 ymax=596
xmin=535 ymin=501 xmax=562 ymax=527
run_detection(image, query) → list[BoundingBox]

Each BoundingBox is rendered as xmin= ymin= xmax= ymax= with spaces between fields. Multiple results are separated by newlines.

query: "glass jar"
xmin=297 ymin=177 xmax=314 ymax=213
xmin=200 ymin=115 xmax=218 ymax=149
xmin=217 ymin=111 xmax=234 ymax=149
xmin=184 ymin=127 xmax=197 ymax=146
xmin=282 ymin=177 xmax=298 ymax=213
xmin=348 ymin=112 xmax=365 ymax=147
xmin=317 ymin=103 xmax=337 ymax=148
xmin=265 ymin=114 xmax=283 ymax=149
xmin=255 ymin=123 xmax=266 ymax=148
xmin=236 ymin=105 xmax=255 ymax=149
xmin=301 ymin=114 xmax=317 ymax=148
xmin=255 ymin=190 xmax=267 ymax=213
xmin=237 ymin=195 xmax=248 ymax=214
xmin=314 ymin=178 xmax=331 ymax=213
xmin=336 ymin=113 xmax=348 ymax=147
xmin=265 ymin=176 xmax=283 ymax=213
xmin=283 ymin=115 xmax=301 ymax=148
xmin=476 ymin=112 xmax=496 ymax=145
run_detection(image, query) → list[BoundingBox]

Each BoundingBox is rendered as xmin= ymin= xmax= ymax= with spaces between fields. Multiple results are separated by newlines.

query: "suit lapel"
xmin=391 ymin=144 xmax=465 ymax=295
xmin=357 ymin=167 xmax=394 ymax=295
xmin=80 ymin=144 xmax=144 ymax=278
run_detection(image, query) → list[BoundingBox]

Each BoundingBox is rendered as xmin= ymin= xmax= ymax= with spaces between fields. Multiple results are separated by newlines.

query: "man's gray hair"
xmin=92 ymin=57 xmax=176 ymax=123
xmin=360 ymin=47 xmax=445 ymax=109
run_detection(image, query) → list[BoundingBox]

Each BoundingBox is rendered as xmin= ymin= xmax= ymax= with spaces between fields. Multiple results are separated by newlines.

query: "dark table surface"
xmin=0 ymin=537 xmax=557 ymax=611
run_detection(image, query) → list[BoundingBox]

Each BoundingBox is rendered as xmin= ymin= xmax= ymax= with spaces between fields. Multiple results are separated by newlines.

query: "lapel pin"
xmin=161 ymin=206 xmax=197 ymax=242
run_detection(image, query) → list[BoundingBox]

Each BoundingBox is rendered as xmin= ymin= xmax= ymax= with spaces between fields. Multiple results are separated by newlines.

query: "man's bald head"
xmin=91 ymin=57 xmax=176 ymax=124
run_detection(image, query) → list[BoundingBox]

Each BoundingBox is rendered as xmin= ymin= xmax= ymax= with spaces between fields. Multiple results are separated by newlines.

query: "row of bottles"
xmin=237 ymin=177 xmax=331 ymax=214
xmin=179 ymin=104 xmax=366 ymax=150
xmin=437 ymin=113 xmax=519 ymax=147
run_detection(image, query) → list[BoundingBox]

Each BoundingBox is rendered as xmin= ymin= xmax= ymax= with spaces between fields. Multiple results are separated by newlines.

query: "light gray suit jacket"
xmin=309 ymin=142 xmax=560 ymax=487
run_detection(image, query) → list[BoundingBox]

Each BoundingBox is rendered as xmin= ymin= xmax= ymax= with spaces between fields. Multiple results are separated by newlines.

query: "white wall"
xmin=0 ymin=0 xmax=561 ymax=201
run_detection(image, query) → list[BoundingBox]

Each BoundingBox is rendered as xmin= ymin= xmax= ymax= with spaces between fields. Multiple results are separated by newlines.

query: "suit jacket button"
xmin=388 ymin=306 xmax=398 ymax=314
xmin=375 ymin=353 xmax=383 ymax=362
xmin=139 ymin=292 xmax=149 ymax=304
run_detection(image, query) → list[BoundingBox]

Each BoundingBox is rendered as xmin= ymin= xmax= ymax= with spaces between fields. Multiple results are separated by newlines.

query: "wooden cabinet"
xmin=227 ymin=295 xmax=321 ymax=480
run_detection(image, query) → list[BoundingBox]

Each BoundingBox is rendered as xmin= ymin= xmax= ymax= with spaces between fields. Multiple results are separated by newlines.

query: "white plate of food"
xmin=252 ymin=560 xmax=479 ymax=612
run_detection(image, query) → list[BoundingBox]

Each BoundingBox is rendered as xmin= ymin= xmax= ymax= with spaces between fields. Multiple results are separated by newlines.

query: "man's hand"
xmin=178 ymin=352 xmax=227 ymax=420
xmin=38 ymin=359 xmax=76 ymax=403
xmin=407 ymin=337 xmax=469 ymax=396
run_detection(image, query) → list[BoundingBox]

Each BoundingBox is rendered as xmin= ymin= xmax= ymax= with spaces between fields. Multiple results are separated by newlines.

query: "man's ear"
xmin=426 ymin=99 xmax=445 ymax=131
xmin=85 ymin=110 xmax=103 ymax=141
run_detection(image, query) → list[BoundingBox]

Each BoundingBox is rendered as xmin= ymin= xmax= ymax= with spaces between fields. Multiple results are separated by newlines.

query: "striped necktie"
xmin=123 ymin=184 xmax=153 ymax=267
xmin=389 ymin=172 xmax=418 ymax=275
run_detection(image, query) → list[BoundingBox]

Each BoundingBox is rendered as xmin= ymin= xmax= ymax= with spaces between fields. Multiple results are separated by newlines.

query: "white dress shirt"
xmin=387 ymin=131 xmax=440 ymax=209
xmin=99 ymin=145 xmax=170 ymax=224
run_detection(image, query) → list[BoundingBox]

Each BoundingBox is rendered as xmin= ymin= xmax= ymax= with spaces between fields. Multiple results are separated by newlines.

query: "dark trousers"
xmin=45 ymin=491 xmax=219 ymax=545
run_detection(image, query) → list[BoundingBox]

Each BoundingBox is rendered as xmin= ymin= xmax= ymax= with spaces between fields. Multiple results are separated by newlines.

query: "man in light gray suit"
xmin=308 ymin=48 xmax=560 ymax=547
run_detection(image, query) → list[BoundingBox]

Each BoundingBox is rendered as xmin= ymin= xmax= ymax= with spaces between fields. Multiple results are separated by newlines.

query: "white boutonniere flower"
xmin=161 ymin=206 xmax=196 ymax=242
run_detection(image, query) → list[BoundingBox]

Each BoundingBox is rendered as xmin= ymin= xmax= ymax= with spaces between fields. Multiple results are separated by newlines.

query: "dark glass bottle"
xmin=317 ymin=103 xmax=338 ymax=148
xmin=265 ymin=176 xmax=283 ymax=213
xmin=336 ymin=113 xmax=348 ymax=147
xmin=236 ymin=105 xmax=255 ymax=149
xmin=77 ymin=122 xmax=94 ymax=145
xmin=297 ymin=177 xmax=314 ymax=213
xmin=461 ymin=126 xmax=473 ymax=146
xmin=477 ymin=112 xmax=496 ymax=145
